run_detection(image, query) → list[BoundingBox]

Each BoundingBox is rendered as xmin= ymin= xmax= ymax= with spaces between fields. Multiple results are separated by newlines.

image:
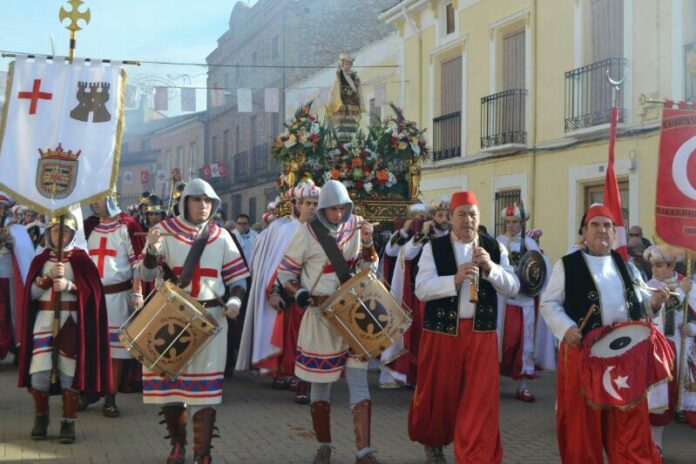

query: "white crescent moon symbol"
xmin=602 ymin=366 xmax=623 ymax=401
xmin=672 ymin=135 xmax=696 ymax=201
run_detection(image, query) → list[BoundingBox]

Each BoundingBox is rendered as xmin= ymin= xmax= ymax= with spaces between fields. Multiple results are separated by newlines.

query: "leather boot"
xmin=193 ymin=407 xmax=218 ymax=464
xmin=159 ymin=405 xmax=188 ymax=464
xmin=59 ymin=390 xmax=79 ymax=444
xmin=295 ymin=380 xmax=310 ymax=404
xmin=311 ymin=401 xmax=332 ymax=464
xmin=31 ymin=389 xmax=50 ymax=440
xmin=353 ymin=400 xmax=382 ymax=464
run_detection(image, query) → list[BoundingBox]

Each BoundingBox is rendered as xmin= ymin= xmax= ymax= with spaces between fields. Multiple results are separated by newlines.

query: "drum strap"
xmin=309 ymin=218 xmax=352 ymax=284
xmin=177 ymin=224 xmax=210 ymax=290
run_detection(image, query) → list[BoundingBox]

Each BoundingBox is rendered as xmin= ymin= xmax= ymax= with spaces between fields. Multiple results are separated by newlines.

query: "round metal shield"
xmin=517 ymin=250 xmax=547 ymax=297
xmin=590 ymin=324 xmax=651 ymax=358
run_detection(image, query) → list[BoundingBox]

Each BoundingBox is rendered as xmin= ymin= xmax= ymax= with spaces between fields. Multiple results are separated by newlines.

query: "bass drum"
xmin=516 ymin=250 xmax=547 ymax=297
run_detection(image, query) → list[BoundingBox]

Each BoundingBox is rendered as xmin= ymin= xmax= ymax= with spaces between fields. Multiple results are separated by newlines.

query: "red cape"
xmin=17 ymin=248 xmax=112 ymax=395
xmin=84 ymin=212 xmax=145 ymax=256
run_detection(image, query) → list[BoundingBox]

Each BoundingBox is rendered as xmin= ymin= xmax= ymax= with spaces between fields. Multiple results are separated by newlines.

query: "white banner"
xmin=238 ymin=88 xmax=252 ymax=113
xmin=0 ymin=57 xmax=126 ymax=215
xmin=264 ymin=87 xmax=279 ymax=113
xmin=122 ymin=171 xmax=134 ymax=185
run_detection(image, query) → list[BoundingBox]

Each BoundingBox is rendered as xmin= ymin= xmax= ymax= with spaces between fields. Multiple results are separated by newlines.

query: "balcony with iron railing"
xmin=565 ymin=57 xmax=627 ymax=135
xmin=234 ymin=151 xmax=249 ymax=182
xmin=432 ymin=112 xmax=461 ymax=161
xmin=481 ymin=88 xmax=527 ymax=154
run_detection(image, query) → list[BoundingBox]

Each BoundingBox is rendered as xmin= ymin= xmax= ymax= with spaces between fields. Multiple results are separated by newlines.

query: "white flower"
xmin=342 ymin=180 xmax=353 ymax=188
xmin=364 ymin=181 xmax=373 ymax=193
xmin=323 ymin=171 xmax=332 ymax=184
xmin=410 ymin=143 xmax=421 ymax=155
xmin=310 ymin=122 xmax=320 ymax=135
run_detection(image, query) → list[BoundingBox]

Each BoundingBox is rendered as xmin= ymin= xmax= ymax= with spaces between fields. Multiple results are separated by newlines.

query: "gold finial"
xmin=59 ymin=0 xmax=91 ymax=32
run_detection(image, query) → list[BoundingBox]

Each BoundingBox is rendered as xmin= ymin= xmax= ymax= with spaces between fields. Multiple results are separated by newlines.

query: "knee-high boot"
xmin=31 ymin=389 xmax=50 ymax=440
xmin=311 ymin=401 xmax=332 ymax=464
xmin=59 ymin=389 xmax=79 ymax=444
xmin=353 ymin=400 xmax=382 ymax=464
xmin=160 ymin=405 xmax=188 ymax=464
xmin=193 ymin=407 xmax=218 ymax=464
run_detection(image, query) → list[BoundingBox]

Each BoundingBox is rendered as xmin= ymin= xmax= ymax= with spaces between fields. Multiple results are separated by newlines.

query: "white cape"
xmin=236 ymin=217 xmax=301 ymax=372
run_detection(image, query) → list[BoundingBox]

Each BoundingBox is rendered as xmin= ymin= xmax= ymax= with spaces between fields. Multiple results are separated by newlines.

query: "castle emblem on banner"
xmin=35 ymin=143 xmax=81 ymax=199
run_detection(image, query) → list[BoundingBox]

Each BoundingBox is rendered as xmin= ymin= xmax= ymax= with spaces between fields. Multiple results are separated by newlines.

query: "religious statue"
xmin=327 ymin=53 xmax=365 ymax=144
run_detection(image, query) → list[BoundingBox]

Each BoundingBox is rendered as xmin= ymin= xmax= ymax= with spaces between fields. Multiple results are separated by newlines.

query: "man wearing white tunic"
xmin=139 ymin=179 xmax=249 ymax=464
xmin=642 ymin=245 xmax=695 ymax=453
xmin=87 ymin=196 xmax=143 ymax=417
xmin=277 ymin=180 xmax=381 ymax=464
xmin=496 ymin=204 xmax=539 ymax=402
xmin=540 ymin=204 xmax=669 ymax=464
xmin=236 ymin=180 xmax=321 ymax=405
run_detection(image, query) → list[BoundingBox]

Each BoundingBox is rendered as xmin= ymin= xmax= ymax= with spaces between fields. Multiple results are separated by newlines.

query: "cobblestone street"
xmin=1 ymin=359 xmax=694 ymax=463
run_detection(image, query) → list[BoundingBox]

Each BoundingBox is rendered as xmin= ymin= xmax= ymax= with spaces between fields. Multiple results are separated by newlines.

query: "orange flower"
xmin=331 ymin=168 xmax=341 ymax=180
xmin=376 ymin=170 xmax=388 ymax=182
xmin=351 ymin=157 xmax=363 ymax=167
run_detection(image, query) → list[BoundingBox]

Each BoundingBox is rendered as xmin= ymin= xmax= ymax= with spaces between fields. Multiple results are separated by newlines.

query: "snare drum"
xmin=319 ymin=269 xmax=412 ymax=362
xmin=580 ymin=320 xmax=675 ymax=408
xmin=119 ymin=281 xmax=220 ymax=379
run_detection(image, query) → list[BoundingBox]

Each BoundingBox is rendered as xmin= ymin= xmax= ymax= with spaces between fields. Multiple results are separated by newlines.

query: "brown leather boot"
xmin=353 ymin=400 xmax=382 ymax=464
xmin=192 ymin=407 xmax=218 ymax=464
xmin=311 ymin=401 xmax=332 ymax=463
xmin=59 ymin=389 xmax=79 ymax=444
xmin=159 ymin=405 xmax=188 ymax=464
xmin=31 ymin=389 xmax=50 ymax=440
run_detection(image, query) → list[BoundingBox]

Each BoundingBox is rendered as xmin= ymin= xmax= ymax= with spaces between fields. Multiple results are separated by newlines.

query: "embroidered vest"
xmin=423 ymin=234 xmax=501 ymax=335
xmin=561 ymin=249 xmax=642 ymax=336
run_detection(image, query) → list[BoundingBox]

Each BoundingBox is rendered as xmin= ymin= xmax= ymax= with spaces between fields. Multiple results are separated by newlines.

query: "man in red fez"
xmin=540 ymin=204 xmax=670 ymax=463
xmin=409 ymin=191 xmax=519 ymax=463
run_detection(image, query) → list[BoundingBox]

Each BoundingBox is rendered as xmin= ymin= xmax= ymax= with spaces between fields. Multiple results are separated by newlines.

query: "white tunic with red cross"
xmin=136 ymin=216 xmax=249 ymax=405
xmin=87 ymin=219 xmax=138 ymax=359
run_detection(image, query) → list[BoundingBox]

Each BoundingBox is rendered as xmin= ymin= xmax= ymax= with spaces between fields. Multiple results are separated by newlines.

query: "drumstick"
xmin=578 ymin=304 xmax=597 ymax=333
xmin=134 ymin=232 xmax=178 ymax=237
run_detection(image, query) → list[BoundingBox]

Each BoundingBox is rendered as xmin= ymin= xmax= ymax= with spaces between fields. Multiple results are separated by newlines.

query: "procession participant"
xmin=0 ymin=194 xmax=34 ymax=362
xmin=496 ymin=204 xmax=540 ymax=402
xmin=277 ymin=180 xmax=381 ymax=464
xmin=409 ymin=191 xmax=519 ymax=464
xmin=17 ymin=212 xmax=111 ymax=444
xmin=540 ymin=204 xmax=669 ymax=464
xmin=86 ymin=195 xmax=145 ymax=417
xmin=143 ymin=194 xmax=167 ymax=230
xmin=24 ymin=209 xmax=45 ymax=249
xmin=169 ymin=183 xmax=186 ymax=218
xmin=236 ymin=180 xmax=321 ymax=405
xmin=379 ymin=200 xmax=447 ymax=389
xmin=137 ymin=191 xmax=151 ymax=230
xmin=643 ymin=245 xmax=695 ymax=453
xmin=327 ymin=53 xmax=365 ymax=144
xmin=138 ymin=178 xmax=249 ymax=464
xmin=231 ymin=213 xmax=258 ymax=265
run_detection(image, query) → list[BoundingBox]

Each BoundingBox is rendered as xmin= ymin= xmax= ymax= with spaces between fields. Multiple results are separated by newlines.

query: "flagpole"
xmin=676 ymin=253 xmax=693 ymax=413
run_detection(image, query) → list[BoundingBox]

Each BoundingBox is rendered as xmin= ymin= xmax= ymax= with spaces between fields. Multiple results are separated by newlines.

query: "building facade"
xmin=381 ymin=0 xmax=696 ymax=261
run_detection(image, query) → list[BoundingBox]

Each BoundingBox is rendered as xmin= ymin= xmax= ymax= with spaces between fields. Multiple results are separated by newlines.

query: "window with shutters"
xmin=433 ymin=55 xmax=462 ymax=161
xmin=445 ymin=3 xmax=455 ymax=35
xmin=584 ymin=180 xmax=629 ymax=227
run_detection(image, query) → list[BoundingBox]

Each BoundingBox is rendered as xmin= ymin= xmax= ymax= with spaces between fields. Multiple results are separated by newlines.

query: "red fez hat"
xmin=450 ymin=191 xmax=479 ymax=210
xmin=584 ymin=204 xmax=615 ymax=225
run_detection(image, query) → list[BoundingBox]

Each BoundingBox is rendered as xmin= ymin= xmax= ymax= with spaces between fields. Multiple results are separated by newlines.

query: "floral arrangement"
xmin=272 ymin=102 xmax=429 ymax=199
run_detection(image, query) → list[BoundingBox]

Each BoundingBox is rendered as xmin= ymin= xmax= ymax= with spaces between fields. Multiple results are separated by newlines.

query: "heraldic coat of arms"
xmin=35 ymin=143 xmax=80 ymax=199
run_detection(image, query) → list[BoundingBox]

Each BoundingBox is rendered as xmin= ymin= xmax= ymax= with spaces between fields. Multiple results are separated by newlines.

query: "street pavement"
xmin=1 ymin=358 xmax=694 ymax=463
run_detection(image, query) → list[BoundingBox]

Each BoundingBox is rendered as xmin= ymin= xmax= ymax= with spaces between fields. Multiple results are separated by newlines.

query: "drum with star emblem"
xmin=319 ymin=269 xmax=412 ymax=362
xmin=119 ymin=281 xmax=220 ymax=379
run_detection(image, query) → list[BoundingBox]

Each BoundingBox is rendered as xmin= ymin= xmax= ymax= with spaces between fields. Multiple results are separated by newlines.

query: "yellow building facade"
xmin=381 ymin=0 xmax=696 ymax=262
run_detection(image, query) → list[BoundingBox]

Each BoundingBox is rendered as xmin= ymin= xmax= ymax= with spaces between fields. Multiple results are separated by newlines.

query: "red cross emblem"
xmin=173 ymin=264 xmax=218 ymax=298
xmin=18 ymin=79 xmax=53 ymax=115
xmin=89 ymin=237 xmax=117 ymax=278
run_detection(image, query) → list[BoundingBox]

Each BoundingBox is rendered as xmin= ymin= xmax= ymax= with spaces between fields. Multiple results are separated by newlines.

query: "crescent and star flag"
xmin=154 ymin=86 xmax=168 ymax=111
xmin=140 ymin=170 xmax=150 ymax=185
xmin=604 ymin=105 xmax=628 ymax=261
xmin=0 ymin=56 xmax=126 ymax=216
xmin=655 ymin=107 xmax=696 ymax=252
xmin=217 ymin=161 xmax=228 ymax=177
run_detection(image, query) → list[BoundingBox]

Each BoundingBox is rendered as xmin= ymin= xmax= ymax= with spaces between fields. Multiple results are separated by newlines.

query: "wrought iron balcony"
xmin=251 ymin=143 xmax=270 ymax=172
xmin=480 ymin=89 xmax=527 ymax=150
xmin=565 ymin=57 xmax=627 ymax=132
xmin=432 ymin=111 xmax=461 ymax=161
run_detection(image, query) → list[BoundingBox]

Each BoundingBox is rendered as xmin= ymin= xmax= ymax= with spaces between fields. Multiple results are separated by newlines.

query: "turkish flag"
xmin=604 ymin=106 xmax=628 ymax=261
xmin=218 ymin=161 xmax=228 ymax=177
xmin=140 ymin=170 xmax=150 ymax=185
xmin=201 ymin=164 xmax=212 ymax=178
xmin=655 ymin=107 xmax=696 ymax=252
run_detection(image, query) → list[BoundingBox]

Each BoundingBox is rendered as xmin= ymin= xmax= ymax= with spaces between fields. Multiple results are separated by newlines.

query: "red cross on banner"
xmin=173 ymin=264 xmax=218 ymax=298
xmin=17 ymin=79 xmax=53 ymax=115
xmin=89 ymin=237 xmax=118 ymax=278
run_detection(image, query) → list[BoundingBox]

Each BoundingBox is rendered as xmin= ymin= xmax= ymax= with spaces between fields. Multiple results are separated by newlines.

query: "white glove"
xmin=224 ymin=296 xmax=242 ymax=319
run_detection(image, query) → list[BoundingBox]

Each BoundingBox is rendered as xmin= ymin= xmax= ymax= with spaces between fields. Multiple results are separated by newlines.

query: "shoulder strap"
xmin=309 ymin=218 xmax=352 ymax=284
xmin=178 ymin=224 xmax=211 ymax=289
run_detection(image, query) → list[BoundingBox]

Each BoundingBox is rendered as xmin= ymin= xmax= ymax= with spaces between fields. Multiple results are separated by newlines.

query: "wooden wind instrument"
xmin=469 ymin=236 xmax=479 ymax=304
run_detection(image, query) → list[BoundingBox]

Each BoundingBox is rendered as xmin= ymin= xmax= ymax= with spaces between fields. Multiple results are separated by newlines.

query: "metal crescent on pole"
xmin=606 ymin=66 xmax=628 ymax=108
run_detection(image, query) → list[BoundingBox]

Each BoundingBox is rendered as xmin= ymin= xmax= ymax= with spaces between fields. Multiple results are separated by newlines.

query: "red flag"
xmin=201 ymin=164 xmax=212 ymax=178
xmin=603 ymin=106 xmax=628 ymax=261
xmin=140 ymin=170 xmax=150 ymax=185
xmin=217 ymin=161 xmax=228 ymax=177
xmin=655 ymin=108 xmax=696 ymax=252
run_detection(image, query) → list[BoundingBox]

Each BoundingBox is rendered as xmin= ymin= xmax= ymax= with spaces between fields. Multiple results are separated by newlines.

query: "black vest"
xmin=424 ymin=234 xmax=501 ymax=335
xmin=561 ymin=249 xmax=642 ymax=336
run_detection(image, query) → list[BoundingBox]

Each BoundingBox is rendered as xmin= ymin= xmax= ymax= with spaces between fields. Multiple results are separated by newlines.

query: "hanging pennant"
xmin=181 ymin=87 xmax=196 ymax=112
xmin=238 ymin=88 xmax=252 ymax=113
